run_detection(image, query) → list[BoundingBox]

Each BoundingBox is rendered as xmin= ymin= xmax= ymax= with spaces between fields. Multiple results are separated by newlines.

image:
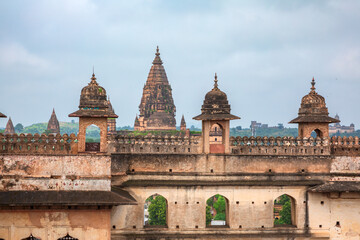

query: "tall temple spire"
xmin=47 ymin=108 xmax=60 ymax=135
xmin=4 ymin=117 xmax=15 ymax=134
xmin=180 ymin=114 xmax=186 ymax=131
xmin=136 ymin=47 xmax=176 ymax=131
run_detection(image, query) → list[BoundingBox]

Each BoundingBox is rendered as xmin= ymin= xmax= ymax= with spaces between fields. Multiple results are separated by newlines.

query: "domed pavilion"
xmin=289 ymin=77 xmax=339 ymax=138
xmin=193 ymin=73 xmax=240 ymax=154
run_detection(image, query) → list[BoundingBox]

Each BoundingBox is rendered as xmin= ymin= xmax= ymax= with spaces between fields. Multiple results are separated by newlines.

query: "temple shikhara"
xmin=1 ymin=48 xmax=360 ymax=240
xmin=134 ymin=47 xmax=176 ymax=131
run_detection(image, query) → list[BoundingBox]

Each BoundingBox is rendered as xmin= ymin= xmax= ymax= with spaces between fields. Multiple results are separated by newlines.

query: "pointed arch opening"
xmin=274 ymin=194 xmax=296 ymax=227
xmin=209 ymin=123 xmax=225 ymax=153
xmin=85 ymin=124 xmax=100 ymax=151
xmin=206 ymin=194 xmax=229 ymax=227
xmin=311 ymin=129 xmax=323 ymax=138
xmin=57 ymin=233 xmax=78 ymax=240
xmin=144 ymin=194 xmax=168 ymax=227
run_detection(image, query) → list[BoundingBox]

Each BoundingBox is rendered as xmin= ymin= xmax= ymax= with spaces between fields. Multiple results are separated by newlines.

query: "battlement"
xmin=230 ymin=136 xmax=330 ymax=155
xmin=330 ymin=136 xmax=360 ymax=156
xmin=108 ymin=134 xmax=202 ymax=154
xmin=1 ymin=133 xmax=360 ymax=156
xmin=0 ymin=133 xmax=77 ymax=155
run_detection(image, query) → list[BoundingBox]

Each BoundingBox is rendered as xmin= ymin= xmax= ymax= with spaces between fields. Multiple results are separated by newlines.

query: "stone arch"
xmin=205 ymin=194 xmax=229 ymax=227
xmin=144 ymin=193 xmax=168 ymax=227
xmin=209 ymin=122 xmax=225 ymax=153
xmin=311 ymin=128 xmax=323 ymax=138
xmin=273 ymin=194 xmax=296 ymax=227
xmin=78 ymin=117 xmax=108 ymax=153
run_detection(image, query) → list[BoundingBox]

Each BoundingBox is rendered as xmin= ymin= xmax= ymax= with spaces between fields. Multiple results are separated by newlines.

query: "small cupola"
xmin=193 ymin=74 xmax=239 ymax=154
xmin=289 ymin=77 xmax=339 ymax=138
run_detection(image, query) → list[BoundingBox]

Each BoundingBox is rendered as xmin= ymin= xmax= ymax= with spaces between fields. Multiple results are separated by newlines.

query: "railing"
xmin=0 ymin=133 xmax=77 ymax=155
xmin=108 ymin=134 xmax=201 ymax=154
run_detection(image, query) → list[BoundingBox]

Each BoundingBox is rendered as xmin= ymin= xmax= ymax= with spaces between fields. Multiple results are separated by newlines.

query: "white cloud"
xmin=0 ymin=42 xmax=52 ymax=71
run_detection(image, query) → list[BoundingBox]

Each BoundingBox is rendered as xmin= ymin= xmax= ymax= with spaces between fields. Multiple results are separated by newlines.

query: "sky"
xmin=0 ymin=0 xmax=359 ymax=129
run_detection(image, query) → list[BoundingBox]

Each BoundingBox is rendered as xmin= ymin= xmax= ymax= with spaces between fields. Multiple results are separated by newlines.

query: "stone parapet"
xmin=330 ymin=136 xmax=360 ymax=156
xmin=230 ymin=136 xmax=330 ymax=155
xmin=108 ymin=134 xmax=202 ymax=154
xmin=0 ymin=133 xmax=78 ymax=155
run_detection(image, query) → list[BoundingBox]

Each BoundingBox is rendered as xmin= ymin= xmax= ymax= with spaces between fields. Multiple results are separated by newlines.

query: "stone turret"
xmin=193 ymin=74 xmax=240 ymax=154
xmin=69 ymin=72 xmax=118 ymax=153
xmin=180 ymin=115 xmax=186 ymax=131
xmin=46 ymin=108 xmax=60 ymax=135
xmin=289 ymin=77 xmax=339 ymax=138
xmin=4 ymin=117 xmax=15 ymax=135
xmin=136 ymin=46 xmax=176 ymax=131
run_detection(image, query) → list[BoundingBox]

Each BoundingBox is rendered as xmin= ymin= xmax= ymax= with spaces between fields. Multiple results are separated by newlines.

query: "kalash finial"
xmin=213 ymin=73 xmax=219 ymax=90
xmin=89 ymin=66 xmax=98 ymax=85
xmin=310 ymin=77 xmax=316 ymax=92
xmin=156 ymin=46 xmax=160 ymax=56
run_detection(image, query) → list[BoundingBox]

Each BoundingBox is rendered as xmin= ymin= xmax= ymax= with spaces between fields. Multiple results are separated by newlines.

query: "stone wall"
xmin=0 ymin=209 xmax=111 ymax=240
xmin=0 ymin=154 xmax=111 ymax=191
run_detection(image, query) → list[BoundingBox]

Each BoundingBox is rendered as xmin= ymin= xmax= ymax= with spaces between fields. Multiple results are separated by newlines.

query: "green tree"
xmin=14 ymin=123 xmax=24 ymax=133
xmin=148 ymin=195 xmax=167 ymax=226
xmin=213 ymin=195 xmax=226 ymax=214
xmin=279 ymin=201 xmax=292 ymax=225
xmin=206 ymin=206 xmax=212 ymax=225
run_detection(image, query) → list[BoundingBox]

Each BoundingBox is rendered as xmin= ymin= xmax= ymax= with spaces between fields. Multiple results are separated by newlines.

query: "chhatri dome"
xmin=290 ymin=77 xmax=339 ymax=124
xmin=69 ymin=72 xmax=117 ymax=118
xmin=193 ymin=73 xmax=239 ymax=121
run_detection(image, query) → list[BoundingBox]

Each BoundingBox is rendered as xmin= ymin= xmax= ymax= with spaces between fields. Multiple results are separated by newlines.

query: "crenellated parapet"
xmin=230 ymin=136 xmax=330 ymax=155
xmin=0 ymin=133 xmax=78 ymax=154
xmin=330 ymin=136 xmax=360 ymax=156
xmin=108 ymin=134 xmax=202 ymax=154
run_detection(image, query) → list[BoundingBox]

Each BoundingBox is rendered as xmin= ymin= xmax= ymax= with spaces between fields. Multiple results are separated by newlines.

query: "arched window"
xmin=58 ymin=234 xmax=78 ymax=240
xmin=85 ymin=124 xmax=100 ymax=152
xmin=274 ymin=194 xmax=296 ymax=227
xmin=209 ymin=123 xmax=225 ymax=153
xmin=144 ymin=194 xmax=167 ymax=227
xmin=22 ymin=234 xmax=41 ymax=240
xmin=311 ymin=129 xmax=323 ymax=138
xmin=210 ymin=124 xmax=223 ymax=144
xmin=206 ymin=194 xmax=229 ymax=227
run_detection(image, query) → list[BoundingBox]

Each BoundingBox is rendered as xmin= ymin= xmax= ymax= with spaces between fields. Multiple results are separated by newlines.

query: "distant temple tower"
xmin=46 ymin=108 xmax=60 ymax=135
xmin=180 ymin=115 xmax=186 ymax=131
xmin=69 ymin=72 xmax=118 ymax=152
xmin=107 ymin=97 xmax=117 ymax=135
xmin=4 ymin=117 xmax=15 ymax=135
xmin=289 ymin=77 xmax=339 ymax=138
xmin=193 ymin=74 xmax=240 ymax=154
xmin=135 ymin=46 xmax=176 ymax=131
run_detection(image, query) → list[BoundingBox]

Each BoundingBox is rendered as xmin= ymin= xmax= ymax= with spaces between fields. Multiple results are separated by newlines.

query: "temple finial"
xmin=213 ymin=73 xmax=218 ymax=90
xmin=311 ymin=77 xmax=316 ymax=92
xmin=156 ymin=46 xmax=160 ymax=56
xmin=92 ymin=66 xmax=95 ymax=77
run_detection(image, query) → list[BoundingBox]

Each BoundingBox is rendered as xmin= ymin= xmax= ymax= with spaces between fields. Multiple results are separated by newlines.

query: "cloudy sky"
xmin=0 ymin=0 xmax=359 ymax=129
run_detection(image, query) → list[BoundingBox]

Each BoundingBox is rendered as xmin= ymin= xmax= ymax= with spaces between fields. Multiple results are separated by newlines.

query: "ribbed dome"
xmin=193 ymin=74 xmax=240 ymax=121
xmin=79 ymin=73 xmax=108 ymax=109
xmin=69 ymin=72 xmax=118 ymax=118
xmin=290 ymin=78 xmax=339 ymax=123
